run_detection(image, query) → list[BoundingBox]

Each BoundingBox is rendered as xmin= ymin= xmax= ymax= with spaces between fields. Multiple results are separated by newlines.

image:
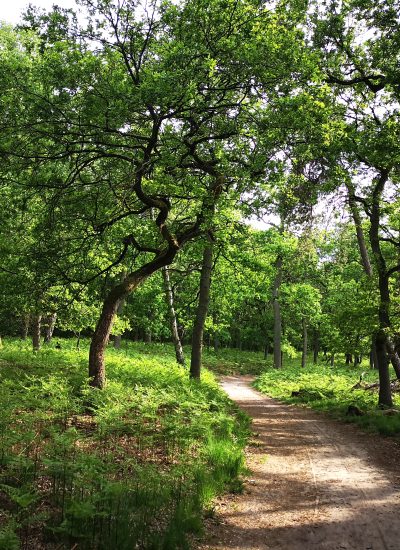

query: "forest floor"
xmin=196 ymin=376 xmax=400 ymax=550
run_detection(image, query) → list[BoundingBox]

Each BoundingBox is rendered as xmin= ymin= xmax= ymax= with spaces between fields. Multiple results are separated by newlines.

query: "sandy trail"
xmin=197 ymin=376 xmax=400 ymax=550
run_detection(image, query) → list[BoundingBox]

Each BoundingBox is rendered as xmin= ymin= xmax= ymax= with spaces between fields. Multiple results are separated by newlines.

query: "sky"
xmin=0 ymin=0 xmax=77 ymax=25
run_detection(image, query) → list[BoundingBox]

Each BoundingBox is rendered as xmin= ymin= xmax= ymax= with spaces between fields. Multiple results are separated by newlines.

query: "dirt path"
xmin=197 ymin=376 xmax=400 ymax=550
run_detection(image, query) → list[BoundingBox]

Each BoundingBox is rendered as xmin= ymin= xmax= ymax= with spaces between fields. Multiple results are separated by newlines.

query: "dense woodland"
xmin=0 ymin=0 xmax=400 ymax=547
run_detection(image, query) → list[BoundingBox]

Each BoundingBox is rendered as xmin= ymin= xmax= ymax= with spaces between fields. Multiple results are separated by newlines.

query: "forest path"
xmin=197 ymin=376 xmax=400 ymax=550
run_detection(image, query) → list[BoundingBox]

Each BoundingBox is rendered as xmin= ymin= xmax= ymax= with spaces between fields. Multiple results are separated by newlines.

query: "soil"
xmin=196 ymin=376 xmax=400 ymax=550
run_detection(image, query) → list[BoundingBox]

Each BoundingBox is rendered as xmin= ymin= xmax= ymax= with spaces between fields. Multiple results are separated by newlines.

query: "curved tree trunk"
xmin=190 ymin=243 xmax=213 ymax=380
xmin=273 ymin=255 xmax=283 ymax=369
xmin=44 ymin=313 xmax=57 ymax=344
xmin=162 ymin=266 xmax=185 ymax=365
xmin=89 ymin=251 xmax=180 ymax=388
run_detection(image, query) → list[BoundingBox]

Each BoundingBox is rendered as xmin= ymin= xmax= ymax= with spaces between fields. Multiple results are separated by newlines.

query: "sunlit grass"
xmin=0 ymin=337 xmax=249 ymax=549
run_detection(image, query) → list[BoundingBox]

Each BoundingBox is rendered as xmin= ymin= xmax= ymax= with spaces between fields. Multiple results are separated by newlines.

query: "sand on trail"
xmin=196 ymin=376 xmax=400 ymax=550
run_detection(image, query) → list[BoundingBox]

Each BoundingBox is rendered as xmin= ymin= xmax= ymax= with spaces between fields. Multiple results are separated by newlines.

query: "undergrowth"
xmin=202 ymin=348 xmax=266 ymax=375
xmin=0 ymin=338 xmax=249 ymax=549
xmin=254 ymin=360 xmax=400 ymax=436
xmin=201 ymin=346 xmax=400 ymax=436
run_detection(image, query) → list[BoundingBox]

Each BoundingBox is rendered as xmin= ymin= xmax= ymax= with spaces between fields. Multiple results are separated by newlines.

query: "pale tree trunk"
xmin=162 ymin=266 xmax=185 ymax=365
xmin=32 ymin=315 xmax=42 ymax=352
xmin=144 ymin=327 xmax=152 ymax=343
xmin=44 ymin=313 xmax=57 ymax=344
xmin=21 ymin=314 xmax=30 ymax=340
xmin=346 ymin=180 xmax=373 ymax=277
xmin=190 ymin=243 xmax=213 ymax=379
xmin=301 ymin=317 xmax=307 ymax=368
xmin=273 ymin=255 xmax=283 ymax=369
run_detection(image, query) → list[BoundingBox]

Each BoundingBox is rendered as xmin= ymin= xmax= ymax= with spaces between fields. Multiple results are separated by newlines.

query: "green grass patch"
xmin=0 ymin=338 xmax=249 ymax=549
xmin=254 ymin=359 xmax=400 ymax=436
xmin=202 ymin=347 xmax=267 ymax=375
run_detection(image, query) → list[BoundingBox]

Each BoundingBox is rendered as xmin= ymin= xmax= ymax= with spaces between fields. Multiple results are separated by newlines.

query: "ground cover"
xmin=254 ymin=360 xmax=400 ymax=436
xmin=0 ymin=339 xmax=249 ymax=549
xmin=202 ymin=348 xmax=400 ymax=436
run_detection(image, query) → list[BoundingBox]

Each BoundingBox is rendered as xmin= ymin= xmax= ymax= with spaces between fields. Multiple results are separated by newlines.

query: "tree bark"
xmin=345 ymin=353 xmax=353 ymax=365
xmin=273 ymin=255 xmax=283 ymax=369
xmin=32 ymin=315 xmax=42 ymax=352
xmin=44 ymin=313 xmax=57 ymax=344
xmin=346 ymin=181 xmax=373 ymax=277
xmin=21 ymin=314 xmax=30 ymax=340
xmin=301 ymin=317 xmax=307 ymax=368
xmin=370 ymin=335 xmax=378 ymax=369
xmin=387 ymin=338 xmax=400 ymax=379
xmin=190 ymin=243 xmax=213 ymax=379
xmin=162 ymin=266 xmax=185 ymax=365
xmin=89 ymin=250 xmax=180 ymax=388
xmin=88 ymin=167 xmax=223 ymax=388
xmin=348 ymin=173 xmax=398 ymax=405
xmin=368 ymin=171 xmax=394 ymax=406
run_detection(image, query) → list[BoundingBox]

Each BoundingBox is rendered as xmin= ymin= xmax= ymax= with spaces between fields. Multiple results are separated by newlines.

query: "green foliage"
xmin=0 ymin=339 xmax=249 ymax=548
xmin=255 ymin=358 xmax=400 ymax=435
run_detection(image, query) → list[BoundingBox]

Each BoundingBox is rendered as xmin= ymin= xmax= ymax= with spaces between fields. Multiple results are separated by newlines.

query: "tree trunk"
xmin=301 ymin=317 xmax=307 ymax=368
xmin=89 ymin=249 xmax=180 ymax=388
xmin=273 ymin=255 xmax=283 ymax=369
xmin=370 ymin=336 xmax=378 ymax=369
xmin=162 ymin=266 xmax=185 ymax=365
xmin=313 ymin=328 xmax=319 ymax=364
xmin=368 ymin=171 xmax=394 ymax=406
xmin=32 ymin=315 xmax=42 ymax=352
xmin=21 ymin=314 xmax=30 ymax=340
xmin=330 ymin=354 xmax=335 ymax=366
xmin=346 ymin=181 xmax=373 ymax=277
xmin=387 ymin=338 xmax=400 ymax=378
xmin=44 ymin=313 xmax=57 ymax=344
xmin=190 ymin=243 xmax=213 ymax=380
xmin=214 ymin=333 xmax=220 ymax=353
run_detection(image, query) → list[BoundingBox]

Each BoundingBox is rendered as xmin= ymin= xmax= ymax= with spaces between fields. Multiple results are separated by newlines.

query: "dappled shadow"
xmin=197 ymin=376 xmax=400 ymax=550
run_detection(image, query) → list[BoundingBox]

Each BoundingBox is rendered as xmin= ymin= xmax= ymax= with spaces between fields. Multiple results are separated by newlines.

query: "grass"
xmin=202 ymin=347 xmax=267 ymax=375
xmin=201 ymin=346 xmax=400 ymax=437
xmin=253 ymin=357 xmax=400 ymax=436
xmin=0 ymin=338 xmax=250 ymax=549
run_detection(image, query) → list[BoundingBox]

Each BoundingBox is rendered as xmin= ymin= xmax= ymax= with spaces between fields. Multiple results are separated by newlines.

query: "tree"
xmin=3 ymin=0 xmax=313 ymax=387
